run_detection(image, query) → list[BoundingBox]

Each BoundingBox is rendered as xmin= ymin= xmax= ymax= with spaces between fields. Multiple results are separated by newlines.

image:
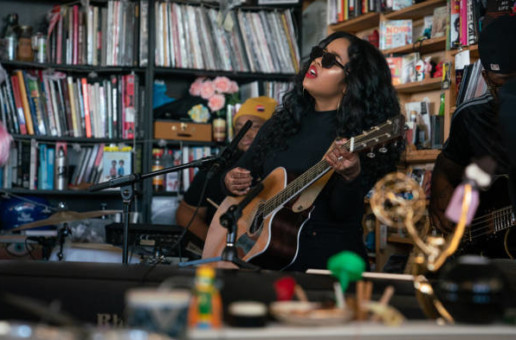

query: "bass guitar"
xmin=202 ymin=115 xmax=405 ymax=270
xmin=458 ymin=175 xmax=516 ymax=258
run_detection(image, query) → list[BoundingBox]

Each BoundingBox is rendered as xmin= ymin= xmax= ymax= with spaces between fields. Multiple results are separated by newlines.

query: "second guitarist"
xmin=429 ymin=17 xmax=516 ymax=258
xmin=219 ymin=32 xmax=404 ymax=272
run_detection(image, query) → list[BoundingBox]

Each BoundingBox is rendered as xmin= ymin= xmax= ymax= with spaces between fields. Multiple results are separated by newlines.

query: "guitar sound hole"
xmin=250 ymin=205 xmax=265 ymax=234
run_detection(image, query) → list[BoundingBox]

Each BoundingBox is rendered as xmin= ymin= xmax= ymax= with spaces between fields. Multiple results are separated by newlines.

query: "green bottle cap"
xmin=327 ymin=251 xmax=366 ymax=292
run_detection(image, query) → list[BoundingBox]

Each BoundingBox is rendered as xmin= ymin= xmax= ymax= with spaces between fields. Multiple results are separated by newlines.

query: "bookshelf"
xmin=382 ymin=35 xmax=446 ymax=55
xmin=402 ymin=148 xmax=441 ymax=163
xmin=0 ymin=0 xmax=301 ymax=225
xmin=328 ymin=0 xmax=455 ymax=271
xmin=395 ymin=77 xmax=442 ymax=94
xmin=383 ymin=0 xmax=446 ymax=20
xmin=328 ymin=12 xmax=381 ymax=33
xmin=329 ymin=0 xmax=451 ymax=148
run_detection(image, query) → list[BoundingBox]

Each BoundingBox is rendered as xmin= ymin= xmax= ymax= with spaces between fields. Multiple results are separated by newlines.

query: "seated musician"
xmin=221 ymin=32 xmax=403 ymax=271
xmin=429 ymin=16 xmax=516 ymax=258
xmin=175 ymin=96 xmax=276 ymax=243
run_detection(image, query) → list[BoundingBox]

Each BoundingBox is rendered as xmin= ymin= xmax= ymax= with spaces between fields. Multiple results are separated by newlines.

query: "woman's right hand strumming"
xmin=224 ymin=167 xmax=253 ymax=196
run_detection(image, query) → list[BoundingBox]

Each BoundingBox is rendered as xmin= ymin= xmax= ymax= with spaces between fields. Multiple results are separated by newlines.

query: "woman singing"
xmin=223 ymin=31 xmax=403 ymax=271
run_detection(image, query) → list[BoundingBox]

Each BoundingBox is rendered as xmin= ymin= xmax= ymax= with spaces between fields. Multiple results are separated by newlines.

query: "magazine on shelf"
xmin=379 ymin=20 xmax=412 ymax=50
xmin=430 ymin=6 xmax=448 ymax=38
xmin=401 ymin=52 xmax=419 ymax=85
xmin=101 ymin=147 xmax=132 ymax=186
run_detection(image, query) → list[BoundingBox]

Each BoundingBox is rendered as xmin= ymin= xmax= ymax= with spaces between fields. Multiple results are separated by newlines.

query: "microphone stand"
xmin=179 ymin=183 xmax=263 ymax=270
xmin=89 ymin=156 xmax=217 ymax=264
xmin=89 ymin=120 xmax=254 ymax=265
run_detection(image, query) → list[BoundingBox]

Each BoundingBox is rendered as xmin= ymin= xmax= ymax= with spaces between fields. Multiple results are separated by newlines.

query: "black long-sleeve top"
xmin=227 ymin=109 xmax=369 ymax=271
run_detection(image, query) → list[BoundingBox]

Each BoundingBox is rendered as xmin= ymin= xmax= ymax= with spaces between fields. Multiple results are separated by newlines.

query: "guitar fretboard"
xmin=465 ymin=205 xmax=515 ymax=242
xmin=263 ymin=158 xmax=331 ymax=216
xmin=260 ymin=115 xmax=404 ymax=217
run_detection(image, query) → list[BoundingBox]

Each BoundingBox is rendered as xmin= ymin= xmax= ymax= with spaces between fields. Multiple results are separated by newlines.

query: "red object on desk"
xmin=274 ymin=276 xmax=297 ymax=301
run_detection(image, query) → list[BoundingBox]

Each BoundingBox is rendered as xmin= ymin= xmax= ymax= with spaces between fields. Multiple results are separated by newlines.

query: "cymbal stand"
xmin=120 ymin=182 xmax=136 ymax=264
xmin=89 ymin=156 xmax=218 ymax=264
xmin=56 ymin=223 xmax=71 ymax=261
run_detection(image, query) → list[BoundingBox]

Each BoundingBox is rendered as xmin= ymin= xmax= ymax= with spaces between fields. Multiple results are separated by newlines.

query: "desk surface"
xmin=189 ymin=321 xmax=516 ymax=340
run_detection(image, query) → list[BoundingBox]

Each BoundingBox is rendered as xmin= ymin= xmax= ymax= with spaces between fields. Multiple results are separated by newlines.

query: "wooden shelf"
xmin=382 ymin=36 xmax=447 ymax=55
xmin=329 ymin=12 xmax=380 ymax=33
xmin=395 ymin=77 xmax=442 ymax=94
xmin=403 ymin=149 xmax=441 ymax=163
xmin=450 ymin=44 xmax=479 ymax=58
xmin=387 ymin=234 xmax=413 ymax=244
xmin=384 ymin=0 xmax=447 ymax=20
xmin=329 ymin=0 xmax=447 ymax=33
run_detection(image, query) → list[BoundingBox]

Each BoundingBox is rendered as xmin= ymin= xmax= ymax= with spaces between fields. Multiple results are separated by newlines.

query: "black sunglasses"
xmin=310 ymin=46 xmax=346 ymax=70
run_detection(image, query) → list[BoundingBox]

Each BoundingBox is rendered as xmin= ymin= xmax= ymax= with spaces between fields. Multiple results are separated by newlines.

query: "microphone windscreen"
xmin=445 ymin=184 xmax=479 ymax=224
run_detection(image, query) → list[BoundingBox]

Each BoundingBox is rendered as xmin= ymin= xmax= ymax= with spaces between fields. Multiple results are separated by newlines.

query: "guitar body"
xmin=202 ymin=167 xmax=312 ymax=270
xmin=459 ymin=176 xmax=516 ymax=259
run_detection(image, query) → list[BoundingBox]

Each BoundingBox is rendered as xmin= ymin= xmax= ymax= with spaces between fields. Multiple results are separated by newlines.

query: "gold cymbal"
xmin=10 ymin=210 xmax=121 ymax=232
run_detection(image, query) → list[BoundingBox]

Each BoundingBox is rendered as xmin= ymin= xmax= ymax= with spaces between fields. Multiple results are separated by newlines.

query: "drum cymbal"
xmin=11 ymin=210 xmax=121 ymax=232
xmin=0 ymin=234 xmax=29 ymax=243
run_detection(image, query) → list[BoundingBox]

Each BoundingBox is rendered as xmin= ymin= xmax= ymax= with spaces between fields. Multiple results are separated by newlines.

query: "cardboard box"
xmin=154 ymin=121 xmax=212 ymax=142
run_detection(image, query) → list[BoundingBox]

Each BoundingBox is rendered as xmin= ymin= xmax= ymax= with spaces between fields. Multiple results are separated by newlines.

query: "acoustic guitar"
xmin=202 ymin=115 xmax=405 ymax=270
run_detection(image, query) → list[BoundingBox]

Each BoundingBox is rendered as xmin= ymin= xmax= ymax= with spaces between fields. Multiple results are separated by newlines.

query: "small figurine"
xmin=434 ymin=61 xmax=444 ymax=78
xmin=423 ymin=56 xmax=434 ymax=78
xmin=188 ymin=266 xmax=222 ymax=329
xmin=415 ymin=59 xmax=426 ymax=82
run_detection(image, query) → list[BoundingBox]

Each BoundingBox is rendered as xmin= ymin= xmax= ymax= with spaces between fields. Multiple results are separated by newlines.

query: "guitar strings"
xmin=467 ymin=206 xmax=512 ymax=230
xmin=462 ymin=206 xmax=513 ymax=241
xmin=265 ymin=129 xmax=394 ymax=212
xmin=262 ymin=130 xmax=394 ymax=216
xmin=260 ymin=115 xmax=403 ymax=213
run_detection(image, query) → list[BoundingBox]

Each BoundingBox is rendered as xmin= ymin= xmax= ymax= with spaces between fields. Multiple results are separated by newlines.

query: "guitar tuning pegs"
xmin=379 ymin=146 xmax=388 ymax=154
xmin=367 ymin=151 xmax=376 ymax=158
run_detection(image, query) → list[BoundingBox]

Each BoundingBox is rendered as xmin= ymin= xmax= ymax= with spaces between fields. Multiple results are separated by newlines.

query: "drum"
xmin=0 ymin=235 xmax=45 ymax=260
xmin=49 ymin=243 xmax=140 ymax=264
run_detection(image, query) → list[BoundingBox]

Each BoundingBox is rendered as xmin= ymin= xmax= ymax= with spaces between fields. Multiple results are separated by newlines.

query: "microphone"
xmin=220 ymin=182 xmax=264 ymax=229
xmin=207 ymin=120 xmax=253 ymax=178
xmin=445 ymin=156 xmax=496 ymax=224
xmin=89 ymin=173 xmax=139 ymax=192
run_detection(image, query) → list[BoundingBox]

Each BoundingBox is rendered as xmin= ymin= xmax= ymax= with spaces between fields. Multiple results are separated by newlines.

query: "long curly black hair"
xmin=253 ymin=31 xmax=404 ymax=189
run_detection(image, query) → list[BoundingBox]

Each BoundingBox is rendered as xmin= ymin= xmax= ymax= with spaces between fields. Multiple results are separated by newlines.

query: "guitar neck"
xmin=261 ymin=115 xmax=405 ymax=217
xmin=263 ymin=159 xmax=331 ymax=216
xmin=466 ymin=205 xmax=515 ymax=241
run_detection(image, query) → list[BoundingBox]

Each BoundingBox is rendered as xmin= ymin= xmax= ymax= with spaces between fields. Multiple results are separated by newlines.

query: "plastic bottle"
xmin=163 ymin=149 xmax=177 ymax=192
xmin=188 ymin=266 xmax=222 ymax=329
xmin=152 ymin=148 xmax=164 ymax=192
xmin=17 ymin=25 xmax=33 ymax=62
xmin=55 ymin=146 xmax=67 ymax=191
xmin=3 ymin=13 xmax=20 ymax=61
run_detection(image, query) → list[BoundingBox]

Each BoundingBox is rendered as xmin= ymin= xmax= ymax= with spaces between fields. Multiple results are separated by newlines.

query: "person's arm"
xmin=221 ymin=120 xmax=272 ymax=196
xmin=429 ymin=153 xmax=465 ymax=235
xmin=175 ymin=200 xmax=209 ymax=241
xmin=429 ymin=105 xmax=472 ymax=234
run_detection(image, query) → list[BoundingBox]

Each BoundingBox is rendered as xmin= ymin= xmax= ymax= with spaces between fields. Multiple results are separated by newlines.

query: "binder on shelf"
xmin=154 ymin=121 xmax=212 ymax=142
